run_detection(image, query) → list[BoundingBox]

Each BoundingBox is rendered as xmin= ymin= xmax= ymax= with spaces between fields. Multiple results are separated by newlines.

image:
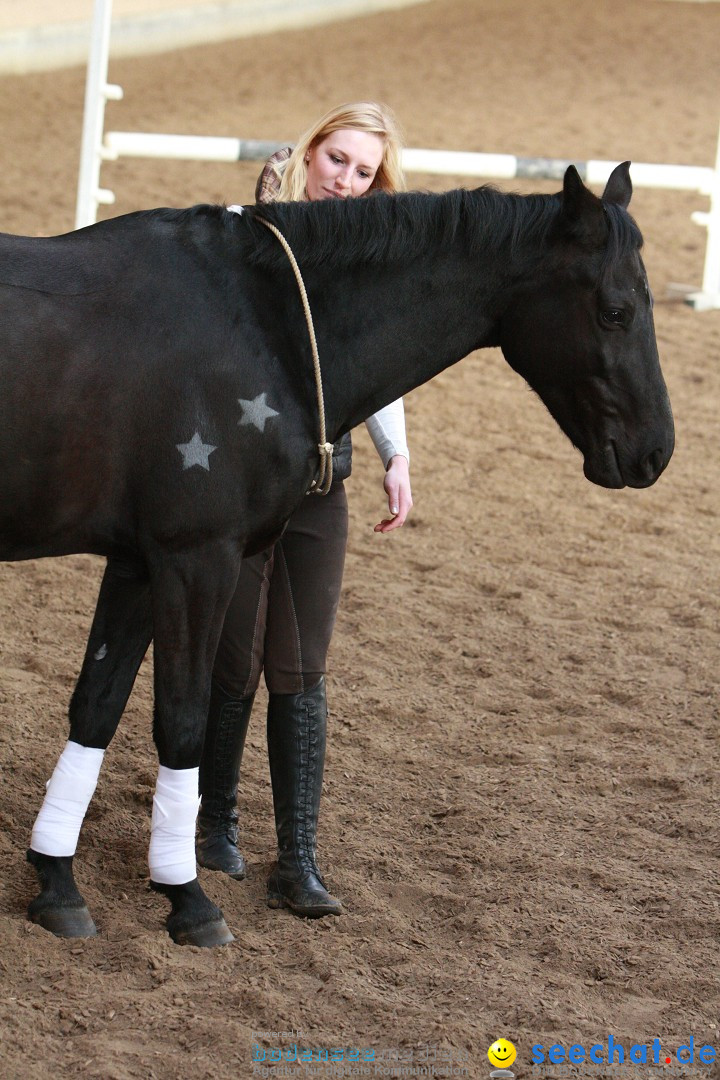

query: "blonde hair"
xmin=273 ymin=101 xmax=406 ymax=202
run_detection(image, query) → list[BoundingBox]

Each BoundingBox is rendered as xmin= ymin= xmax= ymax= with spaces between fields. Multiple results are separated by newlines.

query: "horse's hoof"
xmin=151 ymin=877 xmax=233 ymax=947
xmin=171 ymin=917 xmax=234 ymax=948
xmin=29 ymin=904 xmax=97 ymax=938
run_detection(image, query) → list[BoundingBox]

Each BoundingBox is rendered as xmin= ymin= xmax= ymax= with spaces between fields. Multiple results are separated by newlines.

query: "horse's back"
xmin=0 ymin=229 xmax=106 ymax=296
xmin=0 ymin=207 xmax=226 ymax=295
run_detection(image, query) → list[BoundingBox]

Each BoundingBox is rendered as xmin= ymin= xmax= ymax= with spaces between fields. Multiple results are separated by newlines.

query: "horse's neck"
xmin=311 ymin=246 xmax=506 ymax=440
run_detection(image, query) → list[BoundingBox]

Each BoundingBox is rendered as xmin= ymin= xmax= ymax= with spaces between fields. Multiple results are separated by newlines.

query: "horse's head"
xmin=499 ymin=163 xmax=674 ymax=488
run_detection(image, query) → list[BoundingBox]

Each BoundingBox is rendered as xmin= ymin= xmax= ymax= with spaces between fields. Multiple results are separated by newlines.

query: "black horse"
xmin=0 ymin=164 xmax=673 ymax=947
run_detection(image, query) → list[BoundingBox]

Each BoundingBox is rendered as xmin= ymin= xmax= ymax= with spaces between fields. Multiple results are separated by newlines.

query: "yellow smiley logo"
xmin=488 ymin=1038 xmax=517 ymax=1068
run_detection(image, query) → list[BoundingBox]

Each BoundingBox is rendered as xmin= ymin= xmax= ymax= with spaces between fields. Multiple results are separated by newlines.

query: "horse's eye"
xmin=601 ymin=309 xmax=625 ymax=326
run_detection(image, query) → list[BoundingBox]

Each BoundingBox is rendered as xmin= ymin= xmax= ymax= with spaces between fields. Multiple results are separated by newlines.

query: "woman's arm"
xmin=365 ymin=400 xmax=413 ymax=532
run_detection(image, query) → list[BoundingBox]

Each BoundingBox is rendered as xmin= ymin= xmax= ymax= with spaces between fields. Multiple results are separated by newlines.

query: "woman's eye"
xmin=601 ymin=309 xmax=625 ymax=326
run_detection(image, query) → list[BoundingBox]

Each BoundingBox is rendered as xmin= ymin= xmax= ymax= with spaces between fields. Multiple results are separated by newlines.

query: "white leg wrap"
xmin=30 ymin=740 xmax=105 ymax=857
xmin=148 ymin=765 xmax=200 ymax=885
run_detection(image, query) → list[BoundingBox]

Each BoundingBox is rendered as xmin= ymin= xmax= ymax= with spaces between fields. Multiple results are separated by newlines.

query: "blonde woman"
xmin=196 ymin=103 xmax=412 ymax=917
xmin=257 ymin=100 xmax=405 ymax=202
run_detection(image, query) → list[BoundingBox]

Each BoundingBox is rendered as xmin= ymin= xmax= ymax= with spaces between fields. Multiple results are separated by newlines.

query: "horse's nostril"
xmin=644 ymin=448 xmax=665 ymax=479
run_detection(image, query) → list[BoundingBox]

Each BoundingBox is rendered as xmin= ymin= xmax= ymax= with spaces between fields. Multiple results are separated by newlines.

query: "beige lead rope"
xmin=256 ymin=216 xmax=334 ymax=495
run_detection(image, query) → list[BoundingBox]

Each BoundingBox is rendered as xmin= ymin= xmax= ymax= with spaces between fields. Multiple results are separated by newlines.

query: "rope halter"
xmin=256 ymin=215 xmax=334 ymax=495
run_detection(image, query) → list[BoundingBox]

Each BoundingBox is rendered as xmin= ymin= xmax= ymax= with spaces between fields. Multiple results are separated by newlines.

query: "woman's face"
xmin=305 ymin=129 xmax=384 ymax=201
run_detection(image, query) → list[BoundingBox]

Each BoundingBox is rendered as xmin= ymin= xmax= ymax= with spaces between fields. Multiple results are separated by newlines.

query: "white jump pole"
xmin=103 ymin=133 xmax=718 ymax=194
xmin=75 ymin=0 xmax=123 ymax=229
xmin=102 ymin=132 xmax=285 ymax=165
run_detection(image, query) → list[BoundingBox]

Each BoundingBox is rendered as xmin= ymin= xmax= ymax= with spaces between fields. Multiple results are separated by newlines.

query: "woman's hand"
xmin=374 ymin=454 xmax=413 ymax=533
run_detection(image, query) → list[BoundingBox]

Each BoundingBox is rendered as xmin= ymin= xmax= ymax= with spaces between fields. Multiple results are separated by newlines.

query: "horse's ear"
xmin=602 ymin=161 xmax=632 ymax=209
xmin=561 ymin=165 xmax=599 ymax=220
xmin=559 ymin=165 xmax=606 ymax=244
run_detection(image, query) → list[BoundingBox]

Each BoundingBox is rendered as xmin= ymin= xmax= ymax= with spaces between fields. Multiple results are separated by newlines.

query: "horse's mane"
xmin=238 ymin=187 xmax=558 ymax=270
xmin=141 ymin=186 xmax=643 ymax=273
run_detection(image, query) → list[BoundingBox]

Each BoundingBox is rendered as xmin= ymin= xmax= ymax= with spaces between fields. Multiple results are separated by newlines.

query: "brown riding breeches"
xmin=212 ymin=481 xmax=349 ymax=697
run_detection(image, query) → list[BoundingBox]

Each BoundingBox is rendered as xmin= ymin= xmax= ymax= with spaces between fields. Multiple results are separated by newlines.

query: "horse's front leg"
xmin=146 ymin=540 xmax=241 ymax=947
xmin=28 ymin=556 xmax=153 ymax=937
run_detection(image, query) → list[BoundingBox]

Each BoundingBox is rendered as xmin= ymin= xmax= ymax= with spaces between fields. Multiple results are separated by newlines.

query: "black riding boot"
xmin=196 ymin=681 xmax=254 ymax=880
xmin=266 ymin=677 xmax=343 ymax=917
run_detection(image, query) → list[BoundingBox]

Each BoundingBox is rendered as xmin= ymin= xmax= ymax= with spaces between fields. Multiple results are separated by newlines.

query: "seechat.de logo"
xmin=531 ymin=1036 xmax=717 ymax=1068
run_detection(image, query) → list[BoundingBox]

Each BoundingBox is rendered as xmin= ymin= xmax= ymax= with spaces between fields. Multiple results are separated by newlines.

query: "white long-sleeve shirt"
xmin=365 ymin=399 xmax=410 ymax=468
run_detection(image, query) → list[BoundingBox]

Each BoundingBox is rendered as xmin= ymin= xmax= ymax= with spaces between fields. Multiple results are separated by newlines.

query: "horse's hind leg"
xmin=146 ymin=541 xmax=241 ymax=948
xmin=27 ymin=556 xmax=153 ymax=938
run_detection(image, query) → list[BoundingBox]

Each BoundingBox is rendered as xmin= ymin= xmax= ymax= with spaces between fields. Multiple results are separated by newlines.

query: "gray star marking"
xmin=237 ymin=392 xmax=280 ymax=433
xmin=176 ymin=432 xmax=217 ymax=471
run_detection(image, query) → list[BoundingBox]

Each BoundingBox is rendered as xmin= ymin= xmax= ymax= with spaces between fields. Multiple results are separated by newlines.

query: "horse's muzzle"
xmin=584 ymin=437 xmax=674 ymax=489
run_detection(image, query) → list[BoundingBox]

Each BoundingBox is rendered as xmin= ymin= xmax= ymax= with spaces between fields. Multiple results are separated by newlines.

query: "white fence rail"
xmin=76 ymin=0 xmax=720 ymax=310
